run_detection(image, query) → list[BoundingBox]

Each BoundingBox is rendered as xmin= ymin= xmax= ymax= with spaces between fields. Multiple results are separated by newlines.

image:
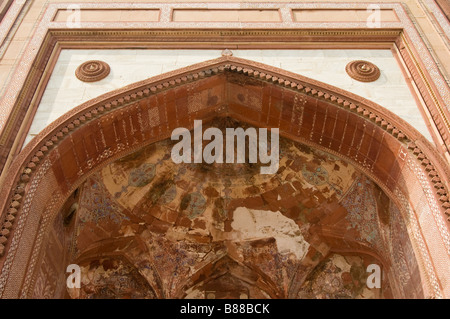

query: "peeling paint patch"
xmin=230 ymin=207 xmax=309 ymax=260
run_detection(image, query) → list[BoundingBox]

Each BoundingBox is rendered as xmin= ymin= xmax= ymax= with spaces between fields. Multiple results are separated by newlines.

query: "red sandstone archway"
xmin=0 ymin=56 xmax=448 ymax=298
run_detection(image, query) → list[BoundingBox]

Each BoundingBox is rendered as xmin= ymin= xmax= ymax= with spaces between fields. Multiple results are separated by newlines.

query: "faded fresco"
xmin=34 ymin=119 xmax=421 ymax=299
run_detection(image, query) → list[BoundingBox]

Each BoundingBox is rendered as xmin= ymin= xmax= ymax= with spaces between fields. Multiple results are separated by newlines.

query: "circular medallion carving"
xmin=75 ymin=60 xmax=110 ymax=82
xmin=345 ymin=60 xmax=380 ymax=82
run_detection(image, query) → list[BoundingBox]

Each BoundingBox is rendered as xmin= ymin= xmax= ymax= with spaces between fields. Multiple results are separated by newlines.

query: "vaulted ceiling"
xmin=32 ymin=119 xmax=421 ymax=299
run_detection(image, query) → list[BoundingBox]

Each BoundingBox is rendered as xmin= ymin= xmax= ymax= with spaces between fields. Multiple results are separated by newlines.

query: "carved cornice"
xmin=49 ymin=29 xmax=403 ymax=39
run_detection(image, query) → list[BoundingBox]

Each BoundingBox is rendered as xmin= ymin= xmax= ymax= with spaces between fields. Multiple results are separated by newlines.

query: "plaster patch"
xmin=231 ymin=207 xmax=309 ymax=260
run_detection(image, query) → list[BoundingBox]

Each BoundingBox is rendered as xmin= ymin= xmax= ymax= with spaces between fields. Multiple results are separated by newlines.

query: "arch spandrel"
xmin=0 ymin=56 xmax=448 ymax=298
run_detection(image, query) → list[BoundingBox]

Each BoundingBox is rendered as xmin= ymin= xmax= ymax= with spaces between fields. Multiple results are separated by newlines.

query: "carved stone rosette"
xmin=345 ymin=60 xmax=380 ymax=82
xmin=75 ymin=60 xmax=111 ymax=82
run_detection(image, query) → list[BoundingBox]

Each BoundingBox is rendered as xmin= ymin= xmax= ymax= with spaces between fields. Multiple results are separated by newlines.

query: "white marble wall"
xmin=23 ymin=49 xmax=433 ymax=147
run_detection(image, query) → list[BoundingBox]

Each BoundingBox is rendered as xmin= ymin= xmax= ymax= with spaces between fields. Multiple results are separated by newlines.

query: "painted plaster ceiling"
xmin=35 ymin=118 xmax=422 ymax=299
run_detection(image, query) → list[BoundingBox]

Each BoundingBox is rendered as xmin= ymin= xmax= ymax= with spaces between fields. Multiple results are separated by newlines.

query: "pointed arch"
xmin=70 ymin=236 xmax=165 ymax=299
xmin=0 ymin=56 xmax=448 ymax=298
xmin=176 ymin=253 xmax=282 ymax=299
